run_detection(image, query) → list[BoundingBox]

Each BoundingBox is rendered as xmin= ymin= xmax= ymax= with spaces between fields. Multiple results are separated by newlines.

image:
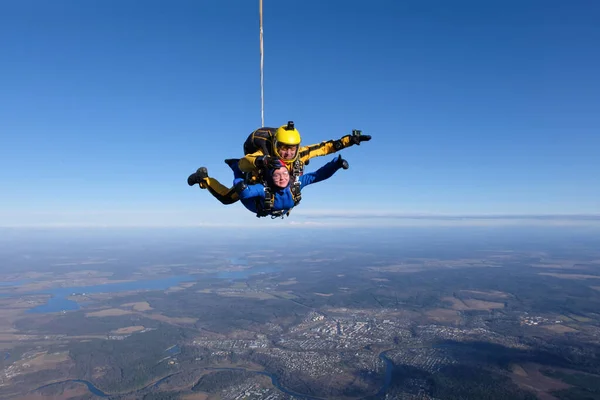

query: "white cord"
xmin=259 ymin=0 xmax=265 ymax=127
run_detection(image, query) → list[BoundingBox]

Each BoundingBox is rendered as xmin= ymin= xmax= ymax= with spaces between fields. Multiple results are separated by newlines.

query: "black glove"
xmin=336 ymin=156 xmax=349 ymax=170
xmin=351 ymin=131 xmax=371 ymax=145
xmin=255 ymin=156 xmax=281 ymax=169
xmin=234 ymin=180 xmax=247 ymax=194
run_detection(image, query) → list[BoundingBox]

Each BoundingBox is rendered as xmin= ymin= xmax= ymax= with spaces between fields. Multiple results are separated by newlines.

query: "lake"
xmin=8 ymin=257 xmax=281 ymax=314
xmin=26 ymin=275 xmax=196 ymax=314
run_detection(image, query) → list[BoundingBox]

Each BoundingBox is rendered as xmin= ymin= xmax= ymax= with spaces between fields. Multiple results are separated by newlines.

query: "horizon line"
xmin=1 ymin=213 xmax=600 ymax=229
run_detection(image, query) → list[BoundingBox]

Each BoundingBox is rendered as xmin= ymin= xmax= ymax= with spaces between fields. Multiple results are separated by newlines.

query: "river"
xmin=32 ymin=351 xmax=395 ymax=399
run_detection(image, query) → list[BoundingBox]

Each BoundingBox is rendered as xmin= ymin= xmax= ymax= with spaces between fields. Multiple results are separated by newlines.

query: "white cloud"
xmin=1 ymin=208 xmax=600 ymax=228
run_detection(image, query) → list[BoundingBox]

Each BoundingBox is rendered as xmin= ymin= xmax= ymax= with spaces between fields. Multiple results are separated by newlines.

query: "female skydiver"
xmin=234 ymin=155 xmax=349 ymax=218
xmin=188 ymin=155 xmax=349 ymax=218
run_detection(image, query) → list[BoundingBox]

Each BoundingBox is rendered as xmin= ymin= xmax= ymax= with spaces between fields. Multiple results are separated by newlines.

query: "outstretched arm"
xmin=299 ymin=156 xmax=344 ymax=187
xmin=298 ymin=131 xmax=371 ymax=163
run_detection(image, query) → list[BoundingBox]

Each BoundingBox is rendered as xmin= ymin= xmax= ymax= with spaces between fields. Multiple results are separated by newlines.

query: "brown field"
xmin=85 ymin=308 xmax=133 ymax=317
xmin=12 ymin=277 xmax=134 ymax=293
xmin=443 ymin=297 xmax=467 ymax=310
xmin=508 ymin=363 xmax=571 ymax=400
xmin=198 ymin=287 xmax=285 ymax=300
xmin=369 ymin=258 xmax=502 ymax=273
xmin=425 ymin=308 xmax=461 ymax=324
xmin=180 ymin=393 xmax=209 ymax=400
xmin=4 ymin=351 xmax=74 ymax=391
xmin=384 ymin=309 xmax=423 ymax=320
xmin=511 ymin=364 xmax=528 ymax=377
xmin=270 ymin=291 xmax=299 ymax=299
xmin=568 ymin=314 xmax=592 ymax=322
xmin=216 ymin=291 xmax=275 ymax=300
xmin=144 ymin=314 xmax=197 ymax=325
xmin=460 ymin=289 xmax=510 ymax=298
xmin=0 ymin=299 xmax=51 ymax=342
xmin=78 ymin=290 xmax=148 ymax=302
xmin=121 ymin=301 xmax=153 ymax=311
xmin=19 ymin=381 xmax=90 ymax=400
xmin=112 ymin=326 xmax=145 ymax=334
xmin=539 ymin=272 xmax=600 ymax=280
xmin=279 ymin=279 xmax=298 ymax=285
xmin=556 ymin=315 xmax=575 ymax=322
xmin=27 ymin=351 xmax=70 ymax=368
xmin=443 ymin=297 xmax=504 ymax=311
xmin=66 ymin=335 xmax=107 ymax=340
xmin=542 ymin=324 xmax=578 ymax=334
xmin=0 ymin=333 xmax=28 ymax=342
xmin=463 ymin=299 xmax=505 ymax=310
xmin=314 ymin=292 xmax=333 ymax=297
xmin=0 ymin=298 xmax=49 ymax=317
xmin=64 ymin=269 xmax=113 ymax=277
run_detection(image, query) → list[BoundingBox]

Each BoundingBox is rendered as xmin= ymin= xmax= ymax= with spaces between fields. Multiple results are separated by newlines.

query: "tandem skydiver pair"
xmin=187 ymin=121 xmax=371 ymax=218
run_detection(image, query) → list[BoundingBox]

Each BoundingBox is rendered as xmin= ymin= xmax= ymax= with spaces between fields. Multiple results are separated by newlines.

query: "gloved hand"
xmin=234 ymin=180 xmax=247 ymax=194
xmin=335 ymin=155 xmax=349 ymax=170
xmin=351 ymin=131 xmax=371 ymax=145
xmin=256 ymin=155 xmax=281 ymax=169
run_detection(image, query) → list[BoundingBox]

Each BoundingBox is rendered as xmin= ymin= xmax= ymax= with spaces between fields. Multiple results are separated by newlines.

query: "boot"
xmin=187 ymin=167 xmax=208 ymax=187
xmin=224 ymin=158 xmax=239 ymax=167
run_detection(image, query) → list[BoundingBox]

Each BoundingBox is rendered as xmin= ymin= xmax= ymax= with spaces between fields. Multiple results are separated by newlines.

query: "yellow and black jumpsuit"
xmin=198 ymin=175 xmax=240 ymax=205
xmin=201 ymin=128 xmax=369 ymax=205
xmin=239 ymin=133 xmax=362 ymax=173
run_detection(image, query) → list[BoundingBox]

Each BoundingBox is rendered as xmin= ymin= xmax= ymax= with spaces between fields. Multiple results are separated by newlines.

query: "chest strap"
xmin=254 ymin=160 xmax=304 ymax=218
xmin=290 ymin=160 xmax=303 ymax=205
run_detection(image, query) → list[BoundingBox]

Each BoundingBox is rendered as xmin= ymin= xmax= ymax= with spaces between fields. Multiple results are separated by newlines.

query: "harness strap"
xmin=290 ymin=160 xmax=303 ymax=205
xmin=252 ymin=160 xmax=304 ymax=219
xmin=255 ymin=185 xmax=272 ymax=218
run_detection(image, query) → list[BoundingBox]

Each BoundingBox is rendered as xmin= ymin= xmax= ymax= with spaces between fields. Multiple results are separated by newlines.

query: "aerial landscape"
xmin=2 ymin=1 xmax=599 ymax=399
xmin=1 ymin=225 xmax=600 ymax=400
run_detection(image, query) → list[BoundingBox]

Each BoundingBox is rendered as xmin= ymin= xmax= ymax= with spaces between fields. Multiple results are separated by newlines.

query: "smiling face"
xmin=276 ymin=143 xmax=298 ymax=161
xmin=271 ymin=166 xmax=290 ymax=189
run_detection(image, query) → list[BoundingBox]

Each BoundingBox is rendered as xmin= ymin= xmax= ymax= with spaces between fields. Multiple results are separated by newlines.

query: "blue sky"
xmin=1 ymin=0 xmax=599 ymax=227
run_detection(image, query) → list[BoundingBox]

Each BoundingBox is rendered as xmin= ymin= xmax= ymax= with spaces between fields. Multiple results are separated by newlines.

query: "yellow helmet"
xmin=273 ymin=121 xmax=301 ymax=162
